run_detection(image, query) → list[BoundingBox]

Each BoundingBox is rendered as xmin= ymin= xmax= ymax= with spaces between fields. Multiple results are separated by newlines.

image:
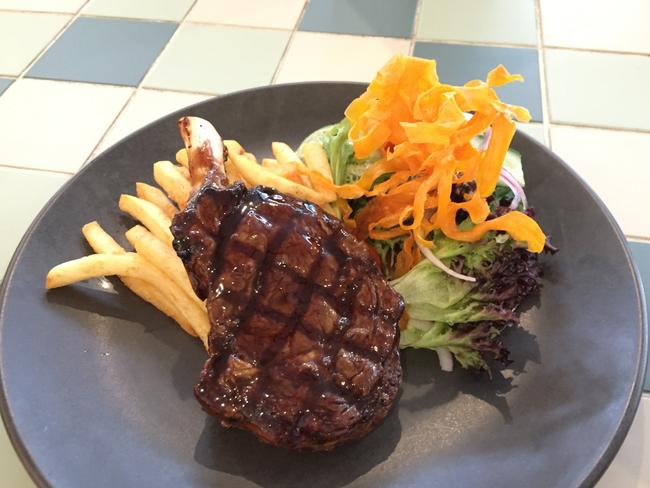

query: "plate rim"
xmin=0 ymin=81 xmax=646 ymax=488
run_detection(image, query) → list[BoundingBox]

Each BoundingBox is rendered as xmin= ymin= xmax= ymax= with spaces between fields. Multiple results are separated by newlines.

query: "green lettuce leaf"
xmin=298 ymin=119 xmax=380 ymax=184
xmin=400 ymin=320 xmax=508 ymax=371
xmin=391 ymin=230 xmax=542 ymax=372
xmin=391 ymin=253 xmax=508 ymax=326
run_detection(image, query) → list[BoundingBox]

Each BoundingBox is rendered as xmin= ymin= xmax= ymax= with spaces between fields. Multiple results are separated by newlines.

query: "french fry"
xmin=175 ymin=148 xmax=188 ymax=168
xmin=303 ymin=172 xmax=337 ymax=202
xmin=176 ymin=165 xmax=191 ymax=181
xmin=272 ymin=142 xmax=304 ymax=167
xmin=118 ymin=194 xmax=173 ymax=244
xmin=259 ymin=159 xmax=336 ymax=201
xmin=224 ymin=139 xmax=245 ymax=157
xmin=224 ymin=157 xmax=245 ymax=184
xmin=270 ymin=143 xmax=336 ymax=199
xmin=81 ymin=222 xmax=198 ymax=338
xmin=263 ymin=161 xmax=298 ymax=177
xmin=124 ymin=225 xmax=203 ymax=308
xmin=262 ymin=158 xmax=278 ymax=167
xmin=82 ymin=221 xmax=125 ymax=254
xmin=222 ymin=140 xmax=251 ymax=184
xmin=45 ymin=253 xmax=210 ymax=344
xmin=261 ymin=161 xmax=312 ymax=187
xmin=153 ymin=160 xmax=191 ymax=207
xmin=229 ymin=151 xmax=335 ymax=205
xmin=302 ymin=142 xmax=333 ymax=182
xmin=46 ymin=253 xmax=140 ymax=288
xmin=135 ymin=182 xmax=177 ymax=219
xmin=224 ymin=140 xmax=256 ymax=162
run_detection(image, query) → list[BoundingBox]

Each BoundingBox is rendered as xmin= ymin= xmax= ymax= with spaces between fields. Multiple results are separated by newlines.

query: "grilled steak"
xmin=171 ymin=118 xmax=404 ymax=451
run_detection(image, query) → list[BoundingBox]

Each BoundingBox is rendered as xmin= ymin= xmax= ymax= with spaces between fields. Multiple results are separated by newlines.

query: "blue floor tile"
xmin=299 ymin=0 xmax=418 ymax=38
xmin=628 ymin=241 xmax=650 ymax=392
xmin=413 ymin=42 xmax=543 ymax=122
xmin=27 ymin=17 xmax=177 ymax=86
xmin=0 ymin=78 xmax=12 ymax=96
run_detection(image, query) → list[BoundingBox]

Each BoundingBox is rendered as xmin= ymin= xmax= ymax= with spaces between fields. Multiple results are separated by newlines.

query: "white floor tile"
xmin=0 ymin=79 xmax=132 ymax=173
xmin=0 ymin=166 xmax=70 ymax=277
xmin=95 ymin=89 xmax=210 ymax=156
xmin=143 ymin=24 xmax=290 ymax=94
xmin=517 ymin=123 xmax=546 ymax=145
xmin=545 ymin=49 xmax=650 ymax=131
xmin=597 ymin=394 xmax=650 ymax=488
xmin=82 ymin=0 xmax=194 ymax=22
xmin=0 ymin=12 xmax=70 ymax=76
xmin=541 ymin=0 xmax=650 ymax=54
xmin=0 ymin=422 xmax=35 ymax=488
xmin=550 ymin=125 xmax=650 ymax=238
xmin=275 ymin=32 xmax=410 ymax=84
xmin=417 ymin=0 xmax=537 ymax=46
xmin=0 ymin=0 xmax=84 ymax=13
xmin=186 ymin=0 xmax=306 ymax=29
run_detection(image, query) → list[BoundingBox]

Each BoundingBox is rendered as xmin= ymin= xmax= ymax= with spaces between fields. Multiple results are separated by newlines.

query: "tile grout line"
xmin=408 ymin=0 xmax=424 ymax=55
xmin=119 ymin=85 xmax=217 ymax=98
xmin=0 ymin=162 xmax=74 ymax=176
xmin=414 ymin=37 xmax=537 ymax=50
xmin=550 ymin=121 xmax=650 ymax=135
xmin=270 ymin=0 xmax=310 ymax=84
xmin=534 ymin=0 xmax=552 ymax=148
xmin=185 ymin=19 xmax=294 ymax=33
xmin=82 ymin=88 xmax=140 ymax=160
xmin=83 ymin=0 xmax=201 ymax=162
xmin=63 ymin=12 xmax=181 ymax=25
xmin=2 ymin=75 xmax=218 ymax=98
xmin=544 ymin=44 xmax=650 ymax=58
xmin=12 ymin=0 xmax=91 ymax=83
xmin=626 ymin=235 xmax=650 ymax=244
xmin=0 ymin=8 xmax=72 ymax=15
xmin=284 ymin=29 xmax=416 ymax=42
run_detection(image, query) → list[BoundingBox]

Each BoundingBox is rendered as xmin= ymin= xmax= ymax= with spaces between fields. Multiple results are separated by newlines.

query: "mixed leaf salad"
xmin=298 ymin=54 xmax=553 ymax=373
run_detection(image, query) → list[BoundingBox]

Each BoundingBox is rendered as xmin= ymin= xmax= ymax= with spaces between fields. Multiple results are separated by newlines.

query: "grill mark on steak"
xmin=173 ymin=182 xmax=404 ymax=451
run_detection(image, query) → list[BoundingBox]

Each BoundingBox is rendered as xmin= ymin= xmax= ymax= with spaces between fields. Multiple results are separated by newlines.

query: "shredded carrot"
xmin=326 ymin=54 xmax=544 ymax=270
xmin=394 ymin=235 xmax=420 ymax=278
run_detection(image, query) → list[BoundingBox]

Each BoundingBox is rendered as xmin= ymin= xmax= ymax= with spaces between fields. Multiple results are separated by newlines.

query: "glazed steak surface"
xmin=172 ymin=182 xmax=404 ymax=451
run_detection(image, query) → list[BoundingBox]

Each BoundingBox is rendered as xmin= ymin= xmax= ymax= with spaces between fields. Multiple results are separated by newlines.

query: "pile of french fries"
xmin=45 ymin=133 xmax=337 ymax=350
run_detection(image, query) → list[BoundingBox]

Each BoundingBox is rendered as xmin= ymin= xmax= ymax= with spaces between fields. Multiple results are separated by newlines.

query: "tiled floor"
xmin=299 ymin=0 xmax=419 ymax=38
xmin=143 ymin=24 xmax=291 ymax=94
xmin=28 ymin=17 xmax=178 ymax=86
xmin=0 ymin=12 xmax=70 ymax=76
xmin=416 ymin=0 xmax=537 ymax=46
xmin=82 ymin=0 xmax=195 ymax=22
xmin=0 ymin=0 xmax=648 ymax=487
xmin=0 ymin=79 xmax=133 ymax=172
xmin=0 ymin=78 xmax=12 ymax=95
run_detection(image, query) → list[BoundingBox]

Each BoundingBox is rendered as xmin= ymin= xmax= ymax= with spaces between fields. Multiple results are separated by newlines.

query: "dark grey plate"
xmin=0 ymin=83 xmax=647 ymax=488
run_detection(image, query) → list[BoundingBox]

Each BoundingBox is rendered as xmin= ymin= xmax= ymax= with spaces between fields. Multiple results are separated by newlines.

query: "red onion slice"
xmin=477 ymin=127 xmax=492 ymax=151
xmin=499 ymin=167 xmax=528 ymax=210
